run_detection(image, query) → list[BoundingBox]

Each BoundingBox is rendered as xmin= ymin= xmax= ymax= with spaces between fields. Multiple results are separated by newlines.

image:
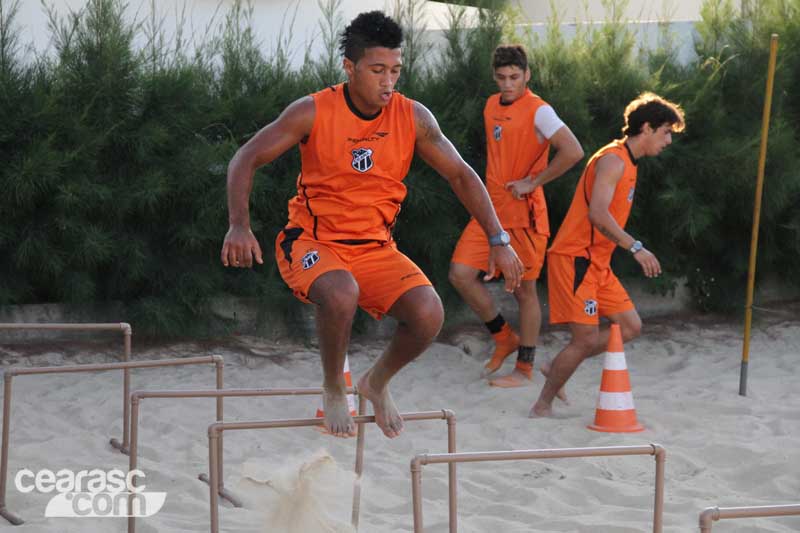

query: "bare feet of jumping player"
xmin=356 ymin=369 xmax=404 ymax=438
xmin=322 ymin=385 xmax=357 ymax=438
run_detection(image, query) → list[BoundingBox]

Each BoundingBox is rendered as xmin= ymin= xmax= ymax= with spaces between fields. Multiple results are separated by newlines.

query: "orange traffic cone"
xmin=315 ymin=354 xmax=357 ymax=418
xmin=587 ymin=324 xmax=644 ymax=433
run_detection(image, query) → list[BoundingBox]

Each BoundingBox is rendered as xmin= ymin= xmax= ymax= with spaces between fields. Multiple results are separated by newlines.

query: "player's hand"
xmin=505 ymin=177 xmax=536 ymax=200
xmin=633 ymin=248 xmax=661 ymax=278
xmin=221 ymin=225 xmax=263 ymax=268
xmin=486 ymin=245 xmax=524 ymax=292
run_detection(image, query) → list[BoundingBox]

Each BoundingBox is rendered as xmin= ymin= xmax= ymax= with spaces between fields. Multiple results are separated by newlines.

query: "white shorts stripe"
xmin=596 ymin=391 xmax=635 ymax=411
xmin=604 ymin=352 xmax=628 ymax=370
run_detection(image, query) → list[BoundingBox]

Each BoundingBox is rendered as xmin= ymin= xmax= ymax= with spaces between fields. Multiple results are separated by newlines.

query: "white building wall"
xmin=11 ymin=0 xmax=471 ymax=64
xmin=10 ymin=0 xmax=702 ymax=68
xmin=513 ymin=0 xmax=702 ymax=24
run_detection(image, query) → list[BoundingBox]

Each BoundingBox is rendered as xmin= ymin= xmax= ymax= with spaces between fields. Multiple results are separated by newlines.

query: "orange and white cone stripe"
xmin=587 ymin=324 xmax=644 ymax=433
xmin=316 ymin=354 xmax=357 ymax=418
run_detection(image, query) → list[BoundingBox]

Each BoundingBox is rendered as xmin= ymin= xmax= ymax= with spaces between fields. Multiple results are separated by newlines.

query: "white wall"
xmin=517 ymin=19 xmax=699 ymax=65
xmin=513 ymin=0 xmax=703 ymax=24
xmin=9 ymin=0 xmax=701 ymax=68
xmin=10 ymin=0 xmax=473 ymax=66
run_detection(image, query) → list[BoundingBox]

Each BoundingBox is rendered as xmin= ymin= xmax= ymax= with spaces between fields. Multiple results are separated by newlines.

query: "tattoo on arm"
xmin=419 ymin=110 xmax=447 ymax=147
xmin=595 ymin=223 xmax=621 ymax=244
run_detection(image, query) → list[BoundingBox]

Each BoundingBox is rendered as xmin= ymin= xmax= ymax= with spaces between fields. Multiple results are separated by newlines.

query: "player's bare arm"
xmin=506 ymin=125 xmax=584 ymax=199
xmin=412 ymin=101 xmax=523 ymax=291
xmin=222 ymin=96 xmax=315 ymax=268
xmin=588 ymin=154 xmax=661 ymax=278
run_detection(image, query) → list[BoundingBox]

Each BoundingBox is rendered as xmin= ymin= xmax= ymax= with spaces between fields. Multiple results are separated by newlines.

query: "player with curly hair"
xmin=221 ymin=11 xmax=524 ymax=438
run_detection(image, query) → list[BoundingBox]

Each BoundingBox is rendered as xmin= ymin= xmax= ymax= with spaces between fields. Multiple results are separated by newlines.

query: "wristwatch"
xmin=489 ymin=230 xmax=511 ymax=247
xmin=629 ymin=240 xmax=643 ymax=254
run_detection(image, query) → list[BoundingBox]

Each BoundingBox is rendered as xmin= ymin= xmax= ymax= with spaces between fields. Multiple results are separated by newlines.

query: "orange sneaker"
xmin=481 ymin=325 xmax=519 ymax=377
xmin=489 ymin=362 xmax=533 ymax=387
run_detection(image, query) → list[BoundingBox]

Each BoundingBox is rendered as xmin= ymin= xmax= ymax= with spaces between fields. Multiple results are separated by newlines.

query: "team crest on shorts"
xmin=351 ymin=147 xmax=374 ymax=172
xmin=302 ymin=250 xmax=320 ymax=270
xmin=584 ymin=299 xmax=598 ymax=316
xmin=493 ymin=125 xmax=502 ymax=141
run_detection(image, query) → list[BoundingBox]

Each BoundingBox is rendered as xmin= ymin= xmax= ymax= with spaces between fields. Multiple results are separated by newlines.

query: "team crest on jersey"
xmin=302 ymin=250 xmax=320 ymax=270
xmin=627 ymin=187 xmax=635 ymax=202
xmin=584 ymin=299 xmax=598 ymax=316
xmin=493 ymin=124 xmax=502 ymax=141
xmin=351 ymin=147 xmax=374 ymax=172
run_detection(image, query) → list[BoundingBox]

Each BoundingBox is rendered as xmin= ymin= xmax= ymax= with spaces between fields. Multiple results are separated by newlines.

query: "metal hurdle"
xmin=0 ymin=355 xmax=223 ymax=525
xmin=126 ymin=386 xmax=358 ymax=533
xmin=699 ymin=504 xmax=800 ymax=532
xmin=410 ymin=444 xmax=666 ymax=533
xmin=0 ymin=323 xmax=133 ymax=453
xmin=207 ymin=409 xmax=457 ymax=533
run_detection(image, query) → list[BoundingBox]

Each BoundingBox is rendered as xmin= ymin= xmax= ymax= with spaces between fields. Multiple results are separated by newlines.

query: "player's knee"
xmin=513 ymin=282 xmax=537 ymax=305
xmin=621 ymin=317 xmax=642 ymax=341
xmin=448 ymin=263 xmax=474 ymax=289
xmin=420 ymin=300 xmax=445 ymax=340
xmin=408 ymin=292 xmax=444 ymax=340
xmin=317 ymin=280 xmax=359 ymax=316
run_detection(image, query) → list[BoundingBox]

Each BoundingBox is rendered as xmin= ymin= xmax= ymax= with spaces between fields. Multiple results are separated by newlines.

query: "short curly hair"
xmin=492 ymin=45 xmax=528 ymax=71
xmin=339 ymin=11 xmax=403 ymax=63
xmin=623 ymin=92 xmax=686 ymax=136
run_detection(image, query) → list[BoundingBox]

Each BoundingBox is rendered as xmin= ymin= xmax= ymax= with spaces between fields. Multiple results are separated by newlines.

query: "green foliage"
xmin=637 ymin=0 xmax=800 ymax=311
xmin=393 ymin=2 xmax=511 ymax=304
xmin=0 ymin=0 xmax=798 ymax=335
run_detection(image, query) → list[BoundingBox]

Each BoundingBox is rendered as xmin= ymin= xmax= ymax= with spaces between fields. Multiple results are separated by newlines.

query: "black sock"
xmin=517 ymin=345 xmax=536 ymax=364
xmin=484 ymin=313 xmax=506 ymax=335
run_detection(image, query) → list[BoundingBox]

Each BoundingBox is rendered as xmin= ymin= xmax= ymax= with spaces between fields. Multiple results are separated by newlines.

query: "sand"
xmin=1 ymin=312 xmax=799 ymax=532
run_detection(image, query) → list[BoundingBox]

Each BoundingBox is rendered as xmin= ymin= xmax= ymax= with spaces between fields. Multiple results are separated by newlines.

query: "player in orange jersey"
xmin=221 ymin=12 xmax=523 ymax=438
xmin=449 ymin=45 xmax=583 ymax=388
xmin=530 ymin=92 xmax=685 ymax=417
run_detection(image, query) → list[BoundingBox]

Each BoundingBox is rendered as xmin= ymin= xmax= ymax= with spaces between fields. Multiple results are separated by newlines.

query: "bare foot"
xmin=489 ymin=367 xmax=532 ymax=388
xmin=480 ymin=352 xmax=516 ymax=378
xmin=480 ymin=363 xmax=500 ymax=378
xmin=322 ymin=386 xmax=356 ymax=438
xmin=356 ymin=370 xmax=403 ymax=438
xmin=539 ymin=361 xmax=569 ymax=403
xmin=528 ymin=400 xmax=552 ymax=418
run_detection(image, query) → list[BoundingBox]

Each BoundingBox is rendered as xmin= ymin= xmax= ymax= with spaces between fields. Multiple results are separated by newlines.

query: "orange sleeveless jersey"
xmin=548 ymin=139 xmax=638 ymax=268
xmin=286 ymin=83 xmax=416 ymax=242
xmin=484 ymin=89 xmax=551 ymax=234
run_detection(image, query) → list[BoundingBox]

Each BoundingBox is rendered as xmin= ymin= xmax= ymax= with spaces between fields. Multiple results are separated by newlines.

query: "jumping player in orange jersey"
xmin=530 ymin=92 xmax=685 ymax=417
xmin=221 ymin=12 xmax=524 ymax=438
xmin=449 ymin=45 xmax=583 ymax=388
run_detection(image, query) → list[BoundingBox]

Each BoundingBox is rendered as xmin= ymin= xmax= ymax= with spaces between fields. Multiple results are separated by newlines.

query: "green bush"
xmin=0 ymin=0 xmax=797 ymax=336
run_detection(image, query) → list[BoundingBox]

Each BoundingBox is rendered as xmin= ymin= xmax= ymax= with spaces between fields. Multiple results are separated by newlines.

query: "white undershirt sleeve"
xmin=534 ymin=105 xmax=565 ymax=140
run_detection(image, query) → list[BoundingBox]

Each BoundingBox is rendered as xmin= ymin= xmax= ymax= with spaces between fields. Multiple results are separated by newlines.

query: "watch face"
xmin=489 ymin=231 xmax=510 ymax=246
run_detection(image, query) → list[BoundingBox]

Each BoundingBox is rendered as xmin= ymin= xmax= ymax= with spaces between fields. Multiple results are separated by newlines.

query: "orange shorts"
xmin=275 ymin=228 xmax=432 ymax=320
xmin=547 ymin=253 xmax=634 ymax=325
xmin=450 ymin=218 xmax=547 ymax=281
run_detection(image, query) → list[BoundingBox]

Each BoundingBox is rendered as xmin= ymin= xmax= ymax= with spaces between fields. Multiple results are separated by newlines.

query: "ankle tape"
xmin=517 ymin=345 xmax=536 ymax=364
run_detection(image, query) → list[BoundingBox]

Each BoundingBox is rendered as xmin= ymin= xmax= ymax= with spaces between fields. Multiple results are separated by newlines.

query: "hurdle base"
xmin=109 ymin=437 xmax=129 ymax=455
xmin=587 ymin=423 xmax=644 ymax=433
xmin=0 ymin=506 xmax=24 ymax=526
xmin=198 ymin=473 xmax=243 ymax=507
